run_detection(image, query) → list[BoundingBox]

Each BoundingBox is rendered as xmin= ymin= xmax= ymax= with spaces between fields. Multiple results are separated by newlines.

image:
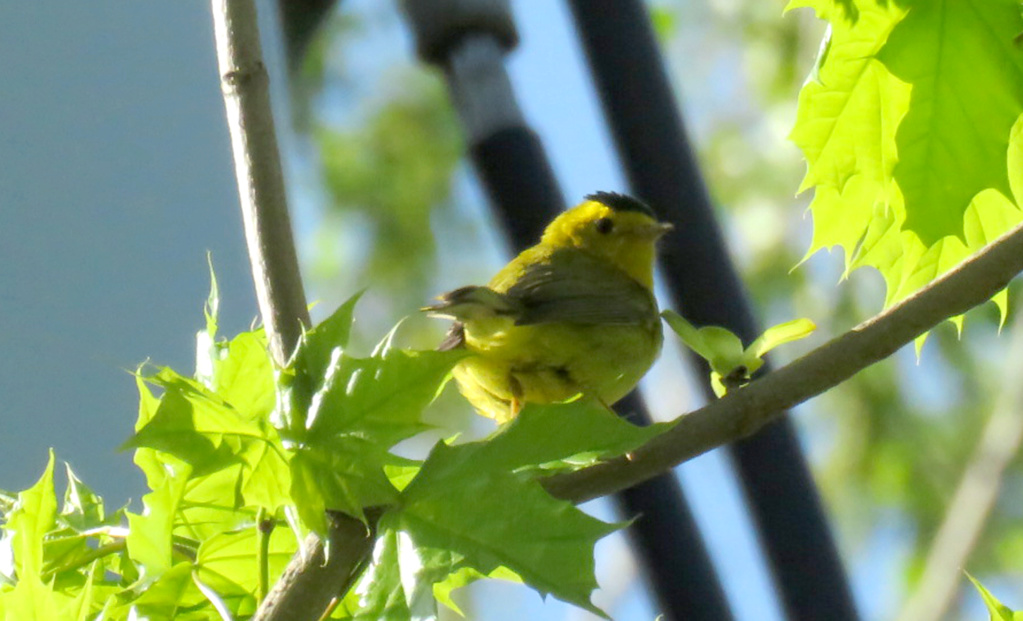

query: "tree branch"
xmin=212 ymin=0 xmax=309 ymax=364
xmin=542 ymin=221 xmax=1023 ymax=504
xmin=254 ymin=510 xmax=381 ymax=621
xmin=209 ymin=2 xmax=374 ymax=620
xmin=896 ymin=317 xmax=1023 ymax=621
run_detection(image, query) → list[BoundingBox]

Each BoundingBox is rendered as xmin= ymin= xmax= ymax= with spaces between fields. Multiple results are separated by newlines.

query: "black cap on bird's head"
xmin=542 ymin=190 xmax=672 ymax=250
xmin=585 ymin=191 xmax=657 ymax=220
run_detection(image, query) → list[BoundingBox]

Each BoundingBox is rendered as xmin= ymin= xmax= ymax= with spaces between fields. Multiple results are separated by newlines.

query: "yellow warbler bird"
xmin=424 ymin=192 xmax=671 ymax=423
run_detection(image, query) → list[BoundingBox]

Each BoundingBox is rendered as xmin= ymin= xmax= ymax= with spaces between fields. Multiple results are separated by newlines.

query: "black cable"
xmin=566 ymin=1 xmax=859 ymax=619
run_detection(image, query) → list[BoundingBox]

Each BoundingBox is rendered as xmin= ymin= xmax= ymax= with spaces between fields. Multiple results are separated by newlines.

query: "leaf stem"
xmin=257 ymin=509 xmax=272 ymax=603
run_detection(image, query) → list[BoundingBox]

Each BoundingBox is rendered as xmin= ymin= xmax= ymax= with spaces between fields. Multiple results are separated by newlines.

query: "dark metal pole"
xmin=614 ymin=394 xmax=733 ymax=621
xmin=565 ymin=2 xmax=859 ymax=619
xmin=399 ymin=2 xmax=733 ymax=619
xmin=275 ymin=0 xmax=339 ymax=71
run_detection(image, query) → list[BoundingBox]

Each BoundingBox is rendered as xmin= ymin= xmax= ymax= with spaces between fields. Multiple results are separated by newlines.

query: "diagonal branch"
xmin=212 ymin=0 xmax=308 ymax=365
xmin=895 ymin=316 xmax=1023 ymax=621
xmin=542 ymin=221 xmax=1023 ymax=504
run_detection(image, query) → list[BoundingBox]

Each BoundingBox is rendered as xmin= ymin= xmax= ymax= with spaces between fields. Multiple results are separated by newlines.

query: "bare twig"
xmin=896 ymin=318 xmax=1023 ymax=621
xmin=210 ymin=1 xmax=375 ymax=620
xmin=212 ymin=0 xmax=309 ymax=365
xmin=542 ymin=221 xmax=1023 ymax=504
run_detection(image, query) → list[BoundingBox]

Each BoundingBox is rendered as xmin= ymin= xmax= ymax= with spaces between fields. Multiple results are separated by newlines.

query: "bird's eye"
xmin=595 ymin=217 xmax=614 ymax=234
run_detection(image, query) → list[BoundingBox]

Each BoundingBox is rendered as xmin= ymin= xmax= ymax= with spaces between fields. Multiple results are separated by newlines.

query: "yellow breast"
xmin=453 ymin=312 xmax=662 ymax=423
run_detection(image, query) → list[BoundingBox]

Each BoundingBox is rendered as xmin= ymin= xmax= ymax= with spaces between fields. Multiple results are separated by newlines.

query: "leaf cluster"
xmin=662 ymin=310 xmax=816 ymax=396
xmin=790 ymin=0 xmax=1023 ymax=321
xmin=0 ymin=286 xmax=667 ymax=619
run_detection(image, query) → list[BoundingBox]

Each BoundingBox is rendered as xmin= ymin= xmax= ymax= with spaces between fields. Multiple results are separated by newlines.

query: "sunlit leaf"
xmin=393 ymin=441 xmax=618 ymax=617
xmin=288 ymin=440 xmax=398 ymax=531
xmin=284 ymin=328 xmax=463 ymax=527
xmin=126 ymin=471 xmax=189 ymax=581
xmin=339 ymin=528 xmax=413 ymax=620
xmin=194 ymin=526 xmax=298 ymax=618
xmin=750 ymin=318 xmax=816 ymax=359
xmin=7 ymin=452 xmax=57 ymax=578
xmin=296 ymin=292 xmax=363 ymax=384
xmin=790 ymin=0 xmax=1023 ymax=320
xmin=60 ymin=464 xmax=104 ymax=531
xmin=128 ymin=562 xmax=205 ymax=619
xmin=877 ymin=0 xmax=1023 ymax=244
xmin=789 ymin=0 xmax=909 ymax=265
xmin=481 ymin=400 xmax=668 ymax=473
xmin=967 ymin=573 xmax=1023 ymax=620
xmin=661 ymin=310 xmax=744 ymax=370
xmin=663 ymin=311 xmax=814 ymax=394
xmin=207 ymin=330 xmax=275 ymax=421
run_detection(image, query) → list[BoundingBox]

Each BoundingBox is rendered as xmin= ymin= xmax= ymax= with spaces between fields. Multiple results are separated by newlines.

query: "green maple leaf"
xmin=6 ymin=452 xmax=57 ymax=579
xmin=391 ymin=441 xmax=617 ymax=617
xmin=193 ymin=526 xmax=299 ymax=618
xmin=878 ymin=0 xmax=1023 ymax=245
xmin=789 ymin=0 xmax=1023 ymax=326
xmin=280 ymin=297 xmax=464 ymax=529
xmin=788 ymin=0 xmax=910 ymax=271
xmin=337 ymin=400 xmax=662 ymax=619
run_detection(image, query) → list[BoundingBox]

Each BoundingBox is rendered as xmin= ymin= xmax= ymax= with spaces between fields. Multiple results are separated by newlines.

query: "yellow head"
xmin=540 ymin=192 xmax=672 ymax=289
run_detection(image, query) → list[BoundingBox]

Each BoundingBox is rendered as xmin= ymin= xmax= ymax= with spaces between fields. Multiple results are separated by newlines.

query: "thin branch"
xmin=896 ymin=317 xmax=1023 ymax=621
xmin=542 ymin=221 xmax=1023 ymax=504
xmin=212 ymin=0 xmax=309 ymax=365
xmin=209 ymin=2 xmax=374 ymax=620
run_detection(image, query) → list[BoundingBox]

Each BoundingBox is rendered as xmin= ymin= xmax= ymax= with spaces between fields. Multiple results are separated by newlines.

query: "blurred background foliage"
xmin=280 ymin=0 xmax=1023 ymax=618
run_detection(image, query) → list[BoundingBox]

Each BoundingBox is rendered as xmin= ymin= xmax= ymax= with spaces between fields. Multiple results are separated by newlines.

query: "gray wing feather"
xmin=504 ymin=253 xmax=655 ymax=326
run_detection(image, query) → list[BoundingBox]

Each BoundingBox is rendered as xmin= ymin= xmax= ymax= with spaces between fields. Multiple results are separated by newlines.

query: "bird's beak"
xmin=639 ymin=222 xmax=674 ymax=239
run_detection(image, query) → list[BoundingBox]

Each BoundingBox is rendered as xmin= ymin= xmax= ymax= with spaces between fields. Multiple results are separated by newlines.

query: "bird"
xmin=423 ymin=192 xmax=671 ymax=423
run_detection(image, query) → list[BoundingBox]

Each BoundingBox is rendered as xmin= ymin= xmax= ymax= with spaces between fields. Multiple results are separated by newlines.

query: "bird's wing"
xmin=503 ymin=251 xmax=656 ymax=326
